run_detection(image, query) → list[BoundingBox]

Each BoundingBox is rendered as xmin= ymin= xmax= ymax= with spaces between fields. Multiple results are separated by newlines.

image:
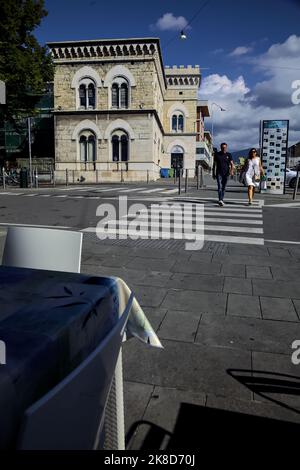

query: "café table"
xmin=0 ymin=265 xmax=162 ymax=450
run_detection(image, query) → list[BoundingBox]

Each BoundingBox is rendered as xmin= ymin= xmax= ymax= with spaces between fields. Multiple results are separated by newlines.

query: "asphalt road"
xmin=0 ymin=182 xmax=299 ymax=245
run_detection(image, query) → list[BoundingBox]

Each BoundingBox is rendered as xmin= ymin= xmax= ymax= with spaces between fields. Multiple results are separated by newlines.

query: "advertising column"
xmin=260 ymin=120 xmax=289 ymax=194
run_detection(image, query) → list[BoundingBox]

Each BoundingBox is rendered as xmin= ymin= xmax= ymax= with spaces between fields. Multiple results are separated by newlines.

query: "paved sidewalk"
xmin=81 ymin=235 xmax=300 ymax=449
xmin=1 ymin=223 xmax=300 ymax=449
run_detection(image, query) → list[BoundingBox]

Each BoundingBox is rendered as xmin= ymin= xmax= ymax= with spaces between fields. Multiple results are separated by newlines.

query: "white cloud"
xmin=229 ymin=46 xmax=253 ymax=57
xmin=151 ymin=13 xmax=189 ymax=31
xmin=198 ymin=35 xmax=300 ymax=151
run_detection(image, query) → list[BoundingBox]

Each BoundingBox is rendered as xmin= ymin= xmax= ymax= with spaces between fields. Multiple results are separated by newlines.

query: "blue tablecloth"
xmin=0 ymin=266 xmax=161 ymax=449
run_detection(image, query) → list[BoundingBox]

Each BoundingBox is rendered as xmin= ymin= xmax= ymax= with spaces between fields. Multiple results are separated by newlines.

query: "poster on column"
xmin=260 ymin=120 xmax=289 ymax=194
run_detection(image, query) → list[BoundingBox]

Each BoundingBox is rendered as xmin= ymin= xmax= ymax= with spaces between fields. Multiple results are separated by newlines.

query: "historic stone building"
xmin=48 ymin=38 xmax=201 ymax=182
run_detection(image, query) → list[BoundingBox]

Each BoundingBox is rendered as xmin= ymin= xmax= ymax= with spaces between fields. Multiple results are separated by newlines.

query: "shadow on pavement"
xmin=228 ymin=368 xmax=300 ymax=414
xmin=126 ymin=403 xmax=300 ymax=451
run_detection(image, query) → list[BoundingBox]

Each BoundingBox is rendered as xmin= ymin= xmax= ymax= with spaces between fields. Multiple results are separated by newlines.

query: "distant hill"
xmin=230 ymin=148 xmax=254 ymax=163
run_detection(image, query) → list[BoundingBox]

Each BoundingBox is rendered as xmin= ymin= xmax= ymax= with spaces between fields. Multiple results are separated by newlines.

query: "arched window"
xmin=88 ymin=83 xmax=95 ymax=108
xmin=172 ymin=115 xmax=178 ymax=132
xmin=79 ymin=131 xmax=96 ymax=167
xmin=120 ymin=83 xmax=128 ymax=108
xmin=112 ymin=84 xmax=119 ymax=108
xmin=78 ymin=79 xmax=96 ymax=109
xmin=171 ymin=113 xmax=184 ymax=132
xmin=111 ymin=77 xmax=129 ymax=109
xmin=111 ymin=131 xmax=129 ymax=161
xmin=79 ymin=84 xmax=86 ymax=108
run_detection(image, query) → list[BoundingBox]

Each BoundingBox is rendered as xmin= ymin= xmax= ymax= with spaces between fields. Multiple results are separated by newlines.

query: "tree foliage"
xmin=0 ymin=0 xmax=54 ymax=122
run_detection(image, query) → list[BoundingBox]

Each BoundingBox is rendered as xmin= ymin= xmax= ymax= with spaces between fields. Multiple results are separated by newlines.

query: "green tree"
xmin=0 ymin=0 xmax=53 ymax=123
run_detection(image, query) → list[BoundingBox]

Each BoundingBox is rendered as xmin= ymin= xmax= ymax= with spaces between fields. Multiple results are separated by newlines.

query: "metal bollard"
xmin=293 ymin=170 xmax=300 ymax=200
xmin=200 ymin=166 xmax=204 ymax=188
xmin=66 ymin=168 xmax=69 ymax=186
xmin=197 ymin=167 xmax=200 ymax=190
xmin=178 ymin=171 xmax=181 ymax=195
xmin=147 ymin=169 xmax=149 ymax=184
xmin=73 ymin=170 xmax=75 ymax=184
xmin=185 ymin=169 xmax=188 ymax=193
xmin=53 ymin=169 xmax=56 ymax=187
xmin=2 ymin=168 xmax=5 ymax=190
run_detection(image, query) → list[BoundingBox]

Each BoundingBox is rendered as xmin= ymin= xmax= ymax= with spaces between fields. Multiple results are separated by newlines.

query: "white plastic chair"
xmin=2 ymin=226 xmax=82 ymax=273
xmin=17 ymin=292 xmax=133 ymax=450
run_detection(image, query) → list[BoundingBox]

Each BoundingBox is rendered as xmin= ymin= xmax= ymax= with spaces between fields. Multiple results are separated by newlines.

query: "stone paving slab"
xmin=161 ymin=289 xmax=227 ymax=315
xmin=227 ymin=294 xmax=261 ymax=318
xmin=260 ymin=296 xmax=299 ymax=322
xmin=157 ymin=309 xmax=201 ymax=342
xmin=126 ymin=257 xmax=177 ymax=272
xmin=246 ymin=265 xmax=272 ymax=279
xmin=129 ymin=284 xmax=168 ymax=308
xmin=220 ymin=264 xmax=246 ymax=278
xmin=253 ymin=279 xmax=300 ymax=299
xmin=195 ymin=314 xmax=300 ymax=354
xmin=123 ymin=339 xmax=252 ymax=400
xmin=171 ymin=260 xmax=222 ymax=275
xmin=223 ymin=277 xmax=253 ymax=295
xmin=213 ymin=253 xmax=297 ymax=268
xmin=270 ymin=265 xmax=300 ymax=280
xmin=167 ymin=273 xmax=224 ymax=292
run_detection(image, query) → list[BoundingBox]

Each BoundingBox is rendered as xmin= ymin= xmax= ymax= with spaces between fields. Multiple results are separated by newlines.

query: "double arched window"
xmin=79 ymin=131 xmax=96 ymax=164
xmin=78 ymin=78 xmax=96 ymax=109
xmin=172 ymin=113 xmax=184 ymax=132
xmin=111 ymin=130 xmax=129 ymax=161
xmin=111 ymin=77 xmax=129 ymax=109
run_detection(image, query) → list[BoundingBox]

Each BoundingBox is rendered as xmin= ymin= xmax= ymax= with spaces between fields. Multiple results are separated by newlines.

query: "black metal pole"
xmin=178 ymin=170 xmax=181 ymax=195
xmin=293 ymin=170 xmax=300 ymax=200
xmin=185 ymin=169 xmax=188 ymax=193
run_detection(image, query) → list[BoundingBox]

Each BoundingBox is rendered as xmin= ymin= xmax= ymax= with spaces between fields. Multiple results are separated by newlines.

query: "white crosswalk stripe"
xmin=82 ymin=201 xmax=265 ymax=245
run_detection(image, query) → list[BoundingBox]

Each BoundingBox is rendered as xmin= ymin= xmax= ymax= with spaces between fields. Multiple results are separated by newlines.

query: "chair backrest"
xmin=17 ymin=293 xmax=133 ymax=450
xmin=2 ymin=226 xmax=82 ymax=273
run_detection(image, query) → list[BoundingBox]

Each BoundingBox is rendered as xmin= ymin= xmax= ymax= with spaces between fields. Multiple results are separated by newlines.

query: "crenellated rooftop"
xmin=164 ymin=65 xmax=201 ymax=87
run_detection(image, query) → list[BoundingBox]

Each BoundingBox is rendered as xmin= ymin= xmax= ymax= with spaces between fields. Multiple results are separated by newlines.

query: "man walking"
xmin=213 ymin=143 xmax=234 ymax=206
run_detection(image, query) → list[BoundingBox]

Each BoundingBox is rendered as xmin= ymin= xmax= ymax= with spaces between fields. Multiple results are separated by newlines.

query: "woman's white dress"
xmin=245 ymin=157 xmax=260 ymax=187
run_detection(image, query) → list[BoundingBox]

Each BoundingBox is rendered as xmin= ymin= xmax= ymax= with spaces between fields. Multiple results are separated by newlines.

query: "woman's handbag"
xmin=260 ymin=174 xmax=267 ymax=191
xmin=239 ymin=160 xmax=249 ymax=184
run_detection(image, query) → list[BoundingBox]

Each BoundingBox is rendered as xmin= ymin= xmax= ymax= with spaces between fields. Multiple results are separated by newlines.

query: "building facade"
xmin=195 ymin=100 xmax=213 ymax=170
xmin=48 ymin=38 xmax=201 ymax=182
xmin=288 ymin=142 xmax=300 ymax=168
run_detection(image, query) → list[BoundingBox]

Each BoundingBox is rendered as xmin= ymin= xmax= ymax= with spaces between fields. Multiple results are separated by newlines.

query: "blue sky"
xmin=36 ymin=0 xmax=300 ymax=150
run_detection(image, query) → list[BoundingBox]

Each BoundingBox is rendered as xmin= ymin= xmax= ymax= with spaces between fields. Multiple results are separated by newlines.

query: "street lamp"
xmin=180 ymin=30 xmax=187 ymax=40
xmin=211 ymin=102 xmax=226 ymax=148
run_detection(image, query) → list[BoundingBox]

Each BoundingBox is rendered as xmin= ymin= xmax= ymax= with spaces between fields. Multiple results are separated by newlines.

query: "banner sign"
xmin=261 ymin=120 xmax=289 ymax=194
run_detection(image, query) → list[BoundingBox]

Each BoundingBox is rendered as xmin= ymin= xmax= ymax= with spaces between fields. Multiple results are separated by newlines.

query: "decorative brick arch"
xmin=71 ymin=120 xmax=102 ymax=140
xmin=167 ymin=102 xmax=189 ymax=118
xmin=104 ymin=119 xmax=136 ymax=140
xmin=71 ymin=66 xmax=102 ymax=89
xmin=103 ymin=65 xmax=136 ymax=87
xmin=166 ymin=139 xmax=187 ymax=155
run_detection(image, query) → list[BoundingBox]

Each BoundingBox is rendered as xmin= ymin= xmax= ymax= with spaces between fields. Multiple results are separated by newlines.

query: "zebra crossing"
xmin=0 ymin=185 xmax=179 ymax=199
xmin=83 ymin=199 xmax=265 ymax=246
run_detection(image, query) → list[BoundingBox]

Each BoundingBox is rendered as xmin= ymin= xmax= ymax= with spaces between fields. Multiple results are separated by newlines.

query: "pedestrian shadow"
xmin=227 ymin=368 xmax=300 ymax=414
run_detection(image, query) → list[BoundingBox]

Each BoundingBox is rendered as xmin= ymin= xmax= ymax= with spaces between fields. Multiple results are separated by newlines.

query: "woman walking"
xmin=245 ymin=148 xmax=264 ymax=205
